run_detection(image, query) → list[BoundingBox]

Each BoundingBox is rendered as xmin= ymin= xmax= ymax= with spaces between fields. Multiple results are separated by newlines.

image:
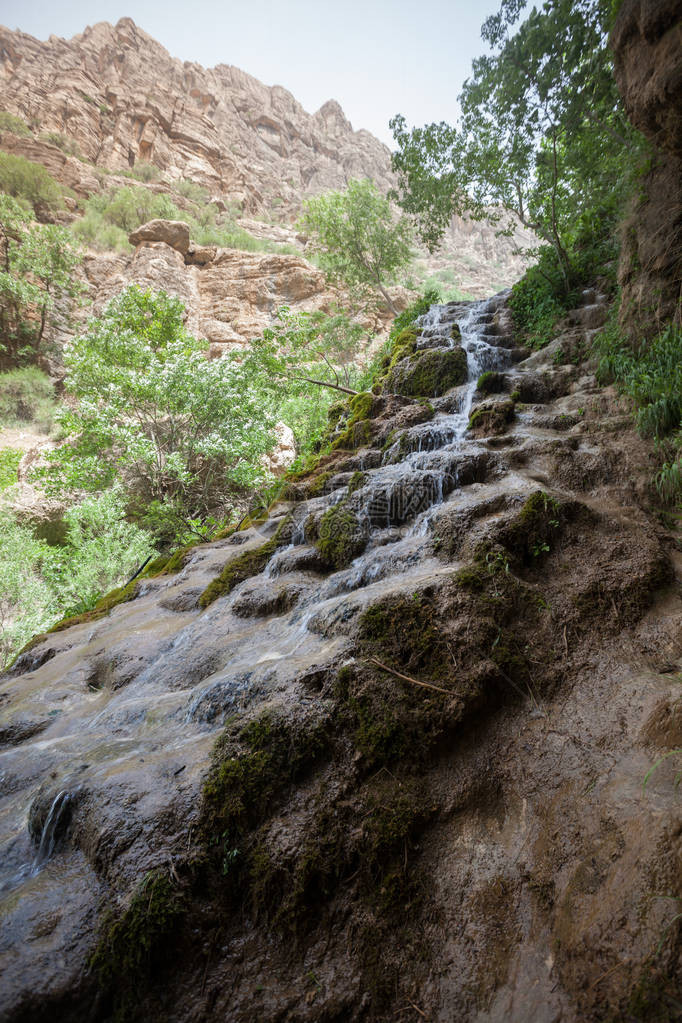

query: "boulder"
xmin=384 ymin=346 xmax=468 ymax=397
xmin=128 ymin=219 xmax=191 ymax=254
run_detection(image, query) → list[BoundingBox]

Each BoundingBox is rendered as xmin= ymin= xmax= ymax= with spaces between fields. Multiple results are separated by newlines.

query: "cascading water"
xmin=0 ymin=291 xmax=514 ymax=900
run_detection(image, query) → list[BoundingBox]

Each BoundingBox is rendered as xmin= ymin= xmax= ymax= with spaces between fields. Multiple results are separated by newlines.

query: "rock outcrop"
xmin=611 ymin=0 xmax=682 ymax=335
xmin=1 ymin=290 xmax=680 ymax=1022
xmin=128 ymin=218 xmax=190 ymax=254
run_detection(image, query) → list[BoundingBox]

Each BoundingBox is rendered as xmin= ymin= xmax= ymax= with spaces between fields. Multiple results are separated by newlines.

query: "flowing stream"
xmin=0 ymin=291 xmax=517 ymax=900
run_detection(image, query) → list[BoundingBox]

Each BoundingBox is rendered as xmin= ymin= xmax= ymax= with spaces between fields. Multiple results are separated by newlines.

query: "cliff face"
xmin=0 ymin=17 xmax=393 ymax=216
xmin=0 ymin=17 xmax=533 ymax=352
xmin=611 ymin=0 xmax=682 ymax=335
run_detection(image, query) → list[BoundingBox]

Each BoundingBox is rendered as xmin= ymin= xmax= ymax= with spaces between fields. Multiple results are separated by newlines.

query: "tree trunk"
xmin=377 ymin=282 xmax=398 ymax=317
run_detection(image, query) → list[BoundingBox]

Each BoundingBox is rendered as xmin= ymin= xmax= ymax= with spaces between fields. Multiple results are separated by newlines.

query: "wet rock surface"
xmin=1 ymin=291 xmax=681 ymax=1022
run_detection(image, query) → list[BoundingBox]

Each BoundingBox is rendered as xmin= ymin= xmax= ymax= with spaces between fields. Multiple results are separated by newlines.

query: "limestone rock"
xmin=384 ymin=346 xmax=468 ymax=397
xmin=128 ymin=218 xmax=190 ymax=254
xmin=611 ymin=0 xmax=682 ymax=336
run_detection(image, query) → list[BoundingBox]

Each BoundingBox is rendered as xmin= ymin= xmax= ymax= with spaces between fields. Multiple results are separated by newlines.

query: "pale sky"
xmin=0 ymin=0 xmax=502 ymax=146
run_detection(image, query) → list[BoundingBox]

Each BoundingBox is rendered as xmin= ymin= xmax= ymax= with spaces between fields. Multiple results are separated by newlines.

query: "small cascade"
xmin=33 ymin=790 xmax=73 ymax=869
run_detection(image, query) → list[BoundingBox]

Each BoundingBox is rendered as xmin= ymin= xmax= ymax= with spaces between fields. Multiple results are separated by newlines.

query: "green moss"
xmin=468 ymin=399 xmax=515 ymax=435
xmin=477 ymin=371 xmax=505 ymax=395
xmin=347 ymin=470 xmax=367 ymax=495
xmin=330 ymin=391 xmax=375 ymax=451
xmin=316 ymin=503 xmax=367 ymax=569
xmin=384 ymin=346 xmax=467 ymax=397
xmin=199 ymin=537 xmax=278 ymax=609
xmin=496 ymin=491 xmax=561 ymax=564
xmin=359 ymin=594 xmax=450 ymax=680
xmin=201 ymin=711 xmax=330 ymax=857
xmin=306 ymin=470 xmax=333 ymax=497
xmin=90 ymin=870 xmax=184 ymax=1017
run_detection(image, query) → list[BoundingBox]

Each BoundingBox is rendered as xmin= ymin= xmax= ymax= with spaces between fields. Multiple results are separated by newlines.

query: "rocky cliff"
xmin=611 ymin=0 xmax=682 ymax=336
xmin=0 ymin=18 xmax=533 ymax=353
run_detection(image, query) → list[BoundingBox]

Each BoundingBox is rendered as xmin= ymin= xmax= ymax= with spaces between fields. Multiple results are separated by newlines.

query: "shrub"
xmin=0 ymin=152 xmax=67 ymax=212
xmin=39 ymin=132 xmax=81 ymax=157
xmin=0 ymin=448 xmax=22 ymax=490
xmin=0 ymin=366 xmax=55 ymax=428
xmin=0 ymin=490 xmax=154 ymax=668
xmin=0 ymin=111 xmax=32 ymax=137
xmin=595 ymin=316 xmax=682 ymax=506
xmin=39 ymin=286 xmax=278 ymax=529
xmin=0 ymin=195 xmax=82 ymax=366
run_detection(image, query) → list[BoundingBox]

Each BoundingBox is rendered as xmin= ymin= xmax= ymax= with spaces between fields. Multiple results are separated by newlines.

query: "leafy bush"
xmin=80 ymin=185 xmax=182 ymax=234
xmin=0 ymin=491 xmax=154 ymax=667
xmin=389 ymin=288 xmax=440 ymax=342
xmin=128 ymin=161 xmax=160 ymax=183
xmin=595 ymin=316 xmax=682 ymax=506
xmin=0 ymin=366 xmax=55 ymax=428
xmin=71 ymin=209 xmax=131 ymax=252
xmin=0 ymin=195 xmax=82 ymax=366
xmin=39 ymin=286 xmax=278 ymax=532
xmin=0 ymin=111 xmax=32 ymax=137
xmin=0 ymin=448 xmax=22 ymax=489
xmin=173 ymin=179 xmax=209 ymax=204
xmin=0 ymin=152 xmax=67 ymax=212
xmin=71 ymin=182 xmax=298 ymax=255
xmin=39 ymin=132 xmax=81 ymax=157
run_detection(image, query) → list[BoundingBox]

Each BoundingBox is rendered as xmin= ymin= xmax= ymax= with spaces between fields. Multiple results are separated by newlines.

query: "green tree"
xmin=39 ymin=286 xmax=278 ymax=532
xmin=248 ymin=307 xmax=366 ymax=398
xmin=390 ymin=0 xmax=641 ymax=289
xmin=0 ymin=194 xmax=81 ymax=366
xmin=298 ymin=178 xmax=413 ymax=315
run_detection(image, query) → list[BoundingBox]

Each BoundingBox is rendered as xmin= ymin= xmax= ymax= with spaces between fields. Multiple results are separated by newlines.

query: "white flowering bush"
xmin=39 ymin=286 xmax=278 ymax=531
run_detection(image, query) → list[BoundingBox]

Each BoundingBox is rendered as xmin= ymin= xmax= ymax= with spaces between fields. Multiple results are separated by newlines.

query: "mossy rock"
xmin=383 ymin=346 xmax=467 ymax=397
xmin=316 ymin=503 xmax=367 ymax=569
xmin=330 ymin=391 xmax=376 ymax=451
xmin=476 ymin=371 xmax=506 ymax=395
xmin=468 ymin=399 xmax=515 ymax=436
xmin=198 ymin=518 xmax=292 ymax=608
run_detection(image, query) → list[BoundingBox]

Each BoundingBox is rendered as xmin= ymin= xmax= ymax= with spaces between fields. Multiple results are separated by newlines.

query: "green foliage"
xmin=72 ymin=185 xmax=181 ymax=250
xmin=39 ymin=286 xmax=278 ymax=531
xmin=39 ymin=132 xmax=81 ymax=157
xmin=0 ymin=111 xmax=32 ymax=137
xmin=0 ymin=366 xmax=55 ymax=428
xmin=595 ymin=318 xmax=682 ymax=506
xmin=90 ymin=870 xmax=184 ymax=1015
xmin=298 ymin=178 xmax=413 ymax=313
xmin=172 ymin=178 xmax=209 ymax=203
xmin=0 ymin=448 xmax=21 ymax=489
xmin=72 ymin=181 xmax=299 ymax=256
xmin=509 ymin=203 xmax=620 ymax=346
xmin=128 ymin=161 xmax=160 ymax=183
xmin=0 ymin=195 xmax=82 ymax=366
xmin=0 ymin=152 xmax=67 ymax=212
xmin=0 ymin=489 xmax=153 ymax=668
xmin=391 ymin=0 xmax=643 ymax=288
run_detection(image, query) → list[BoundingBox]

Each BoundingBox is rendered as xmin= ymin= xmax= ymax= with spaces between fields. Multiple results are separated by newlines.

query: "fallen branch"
xmin=367 ymin=657 xmax=452 ymax=695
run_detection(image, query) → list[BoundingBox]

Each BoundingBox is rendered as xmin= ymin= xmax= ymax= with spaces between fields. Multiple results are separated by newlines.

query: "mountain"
xmin=0 ymin=17 xmax=533 ymax=353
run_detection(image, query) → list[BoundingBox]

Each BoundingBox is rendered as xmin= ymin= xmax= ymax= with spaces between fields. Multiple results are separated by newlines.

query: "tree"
xmin=298 ymin=178 xmax=413 ymax=315
xmin=0 ymin=194 xmax=81 ymax=366
xmin=39 ymin=286 xmax=278 ymax=532
xmin=390 ymin=0 xmax=641 ymax=290
xmin=248 ymin=307 xmax=366 ymax=398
